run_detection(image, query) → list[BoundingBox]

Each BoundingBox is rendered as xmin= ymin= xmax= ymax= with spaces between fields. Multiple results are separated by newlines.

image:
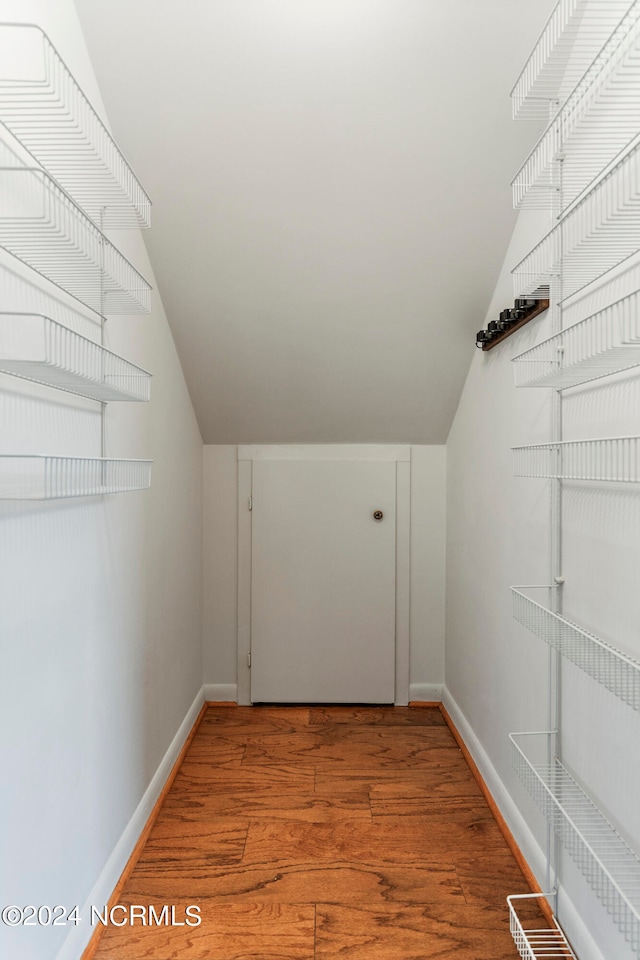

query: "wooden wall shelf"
xmin=482 ymin=300 xmax=549 ymax=351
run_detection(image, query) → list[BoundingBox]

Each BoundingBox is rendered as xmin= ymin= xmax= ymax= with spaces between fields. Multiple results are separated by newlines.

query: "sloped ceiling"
xmin=74 ymin=0 xmax=551 ymax=443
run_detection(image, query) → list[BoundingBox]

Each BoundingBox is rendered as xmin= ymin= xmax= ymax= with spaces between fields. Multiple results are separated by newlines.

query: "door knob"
xmin=373 ymin=510 xmax=384 ymax=521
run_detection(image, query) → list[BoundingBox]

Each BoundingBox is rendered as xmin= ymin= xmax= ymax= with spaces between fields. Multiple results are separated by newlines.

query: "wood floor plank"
xmin=370 ymin=795 xmax=496 ymax=822
xmin=123 ymin=860 xmax=465 ymax=904
xmin=309 ymin=706 xmax=445 ymax=726
xmin=242 ymin=817 xmax=507 ymax=865
xmin=243 ymin=728 xmax=459 ymax=766
xmin=201 ymin=706 xmax=311 ymax=736
xmin=94 ymin=902 xmax=315 ymax=960
xmin=367 ymin=771 xmax=484 ymax=799
xmin=171 ymin=762 xmax=315 ymax=794
xmin=315 ymin=902 xmax=519 ymax=959
xmin=134 ymin=817 xmax=248 ymax=869
xmin=161 ymin=792 xmax=372 ymax=822
xmin=315 ymin=758 xmax=476 ymax=796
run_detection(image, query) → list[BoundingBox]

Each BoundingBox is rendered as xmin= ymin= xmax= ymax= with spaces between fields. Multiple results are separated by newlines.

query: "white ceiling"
xmin=74 ymin=0 xmax=551 ymax=444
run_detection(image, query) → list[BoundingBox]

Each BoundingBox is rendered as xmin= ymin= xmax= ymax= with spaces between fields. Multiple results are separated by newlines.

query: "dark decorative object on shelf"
xmin=476 ymin=299 xmax=549 ymax=351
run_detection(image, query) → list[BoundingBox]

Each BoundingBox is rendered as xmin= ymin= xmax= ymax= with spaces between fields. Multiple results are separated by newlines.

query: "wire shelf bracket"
xmin=0 ymin=312 xmax=151 ymax=401
xmin=511 ymin=0 xmax=635 ymax=119
xmin=510 ymin=731 xmax=640 ymax=953
xmin=512 ymin=290 xmax=640 ymax=388
xmin=508 ymin=894 xmax=577 ymax=960
xmin=512 ymin=586 xmax=640 ymax=711
xmin=0 ymin=167 xmax=151 ymax=316
xmin=0 ymin=22 xmax=151 ymax=229
xmin=0 ymin=455 xmax=152 ymax=499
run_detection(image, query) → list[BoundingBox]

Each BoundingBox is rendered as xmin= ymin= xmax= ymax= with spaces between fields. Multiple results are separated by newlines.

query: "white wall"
xmin=0 ymin=4 xmax=203 ymax=959
xmin=445 ymin=206 xmax=640 ymax=960
xmin=202 ymin=444 xmax=445 ymax=699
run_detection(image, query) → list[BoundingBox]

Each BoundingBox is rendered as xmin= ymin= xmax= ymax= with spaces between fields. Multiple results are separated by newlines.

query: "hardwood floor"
xmin=93 ymin=705 xmax=539 ymax=959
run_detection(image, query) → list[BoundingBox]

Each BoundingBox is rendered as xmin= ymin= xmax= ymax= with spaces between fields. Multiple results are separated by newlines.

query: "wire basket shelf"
xmin=512 ymin=436 xmax=640 ymax=483
xmin=0 ymin=168 xmax=151 ymax=315
xmin=511 ymin=0 xmax=635 ymax=119
xmin=508 ymin=894 xmax=577 ymax=960
xmin=512 ymin=587 xmax=640 ymax=710
xmin=512 ymin=138 xmax=640 ymax=303
xmin=510 ymin=731 xmax=640 ymax=952
xmin=0 ymin=312 xmax=151 ymax=401
xmin=513 ymin=2 xmax=640 ymax=211
xmin=0 ymin=455 xmax=152 ymax=499
xmin=512 ymin=290 xmax=640 ymax=388
xmin=0 ymin=23 xmax=150 ymax=229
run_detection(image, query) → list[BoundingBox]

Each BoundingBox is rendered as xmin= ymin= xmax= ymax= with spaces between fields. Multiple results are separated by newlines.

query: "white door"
xmin=250 ymin=459 xmax=397 ymax=703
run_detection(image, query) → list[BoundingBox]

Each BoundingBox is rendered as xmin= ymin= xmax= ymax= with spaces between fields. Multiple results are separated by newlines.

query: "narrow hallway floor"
xmin=93 ymin=705 xmax=536 ymax=959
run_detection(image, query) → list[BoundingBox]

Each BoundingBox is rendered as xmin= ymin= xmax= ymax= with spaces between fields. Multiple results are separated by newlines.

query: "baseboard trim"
xmin=408 ymin=683 xmax=443 ymax=702
xmin=63 ymin=688 xmax=207 ymax=960
xmin=440 ymin=686 xmax=607 ymax=960
xmin=203 ymin=683 xmax=238 ymax=702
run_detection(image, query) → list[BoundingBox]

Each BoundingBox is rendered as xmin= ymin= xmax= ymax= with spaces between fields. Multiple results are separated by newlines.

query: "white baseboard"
xmin=55 ymin=686 xmax=205 ymax=960
xmin=441 ymin=686 xmax=607 ymax=960
xmin=203 ymin=683 xmax=238 ymax=702
xmin=409 ymin=683 xmax=443 ymax=702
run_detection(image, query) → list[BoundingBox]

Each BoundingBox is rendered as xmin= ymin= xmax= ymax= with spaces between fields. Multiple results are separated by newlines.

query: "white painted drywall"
xmin=0 ymin=4 xmax=203 ymax=959
xmin=202 ymin=444 xmax=445 ymax=697
xmin=445 ymin=206 xmax=640 ymax=960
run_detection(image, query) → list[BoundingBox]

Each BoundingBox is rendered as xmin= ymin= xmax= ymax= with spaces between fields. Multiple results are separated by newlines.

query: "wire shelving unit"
xmin=510 ymin=732 xmax=640 ymax=953
xmin=0 ymin=312 xmax=151 ymax=401
xmin=512 ymin=138 xmax=640 ymax=303
xmin=511 ymin=0 xmax=635 ymax=119
xmin=512 ymin=587 xmax=640 ymax=711
xmin=0 ymin=455 xmax=152 ymax=499
xmin=512 ymin=436 xmax=640 ymax=483
xmin=512 ymin=2 xmax=640 ymax=212
xmin=0 ymin=22 xmax=151 ymax=229
xmin=512 ymin=290 xmax=640 ymax=388
xmin=508 ymin=894 xmax=577 ymax=960
xmin=508 ymin=4 xmax=640 ymax=952
xmin=0 ymin=167 xmax=151 ymax=315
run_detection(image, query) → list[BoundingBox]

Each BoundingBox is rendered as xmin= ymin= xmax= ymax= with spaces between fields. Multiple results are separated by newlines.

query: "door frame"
xmin=237 ymin=445 xmax=411 ymax=705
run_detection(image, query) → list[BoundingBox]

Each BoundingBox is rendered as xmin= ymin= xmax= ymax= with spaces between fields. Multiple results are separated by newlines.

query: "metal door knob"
xmin=373 ymin=510 xmax=384 ymax=521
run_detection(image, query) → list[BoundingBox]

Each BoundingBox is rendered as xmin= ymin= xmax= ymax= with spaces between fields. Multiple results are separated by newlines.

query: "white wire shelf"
xmin=513 ymin=2 xmax=640 ymax=211
xmin=513 ymin=436 xmax=640 ymax=483
xmin=512 ymin=138 xmax=640 ymax=303
xmin=0 ymin=312 xmax=151 ymax=401
xmin=0 ymin=455 xmax=152 ymax=499
xmin=511 ymin=0 xmax=635 ymax=119
xmin=512 ymin=290 xmax=640 ymax=388
xmin=0 ymin=23 xmax=150 ymax=229
xmin=510 ymin=731 xmax=640 ymax=953
xmin=512 ymin=587 xmax=640 ymax=710
xmin=508 ymin=894 xmax=577 ymax=960
xmin=0 ymin=168 xmax=151 ymax=315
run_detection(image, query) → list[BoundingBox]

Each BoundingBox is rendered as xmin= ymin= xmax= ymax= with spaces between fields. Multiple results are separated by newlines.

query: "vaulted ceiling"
xmin=74 ymin=0 xmax=551 ymax=443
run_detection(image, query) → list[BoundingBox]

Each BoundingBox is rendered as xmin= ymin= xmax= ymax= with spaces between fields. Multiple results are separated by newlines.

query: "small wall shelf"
xmin=0 ymin=23 xmax=151 ymax=229
xmin=512 ymin=436 xmax=640 ymax=483
xmin=0 ymin=313 xmax=151 ymax=401
xmin=510 ymin=731 xmax=640 ymax=953
xmin=0 ymin=168 xmax=151 ymax=315
xmin=512 ymin=587 xmax=640 ymax=711
xmin=512 ymin=138 xmax=640 ymax=303
xmin=513 ymin=3 xmax=640 ymax=212
xmin=511 ymin=0 xmax=635 ymax=119
xmin=508 ymin=894 xmax=576 ymax=960
xmin=0 ymin=455 xmax=152 ymax=499
xmin=512 ymin=290 xmax=640 ymax=388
